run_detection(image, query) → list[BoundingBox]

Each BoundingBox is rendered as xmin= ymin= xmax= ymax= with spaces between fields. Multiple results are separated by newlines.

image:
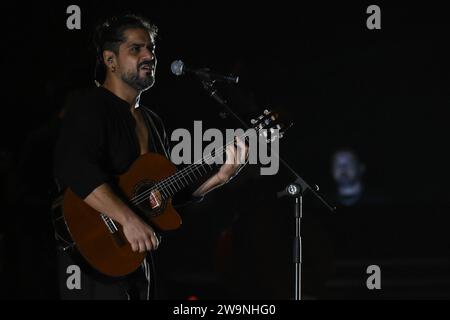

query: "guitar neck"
xmin=156 ymin=126 xmax=262 ymax=198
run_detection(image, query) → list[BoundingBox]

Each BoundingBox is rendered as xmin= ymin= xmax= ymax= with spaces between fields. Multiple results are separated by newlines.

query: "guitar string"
xmin=130 ymin=133 xmax=246 ymax=206
xmin=131 ymin=124 xmax=275 ymax=206
xmin=130 ymin=129 xmax=253 ymax=204
xmin=130 ymin=129 xmax=258 ymax=206
xmin=129 ymin=126 xmax=262 ymax=206
xmin=130 ymin=119 xmax=278 ymax=206
xmin=131 ymin=137 xmax=233 ymax=203
xmin=154 ymin=121 xmax=274 ymax=194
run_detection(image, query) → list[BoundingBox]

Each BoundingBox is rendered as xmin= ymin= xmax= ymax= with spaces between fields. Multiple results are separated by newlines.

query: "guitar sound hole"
xmin=132 ymin=180 xmax=167 ymax=218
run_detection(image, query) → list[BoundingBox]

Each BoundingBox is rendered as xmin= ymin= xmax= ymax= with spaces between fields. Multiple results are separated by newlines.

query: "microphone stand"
xmin=198 ymin=78 xmax=336 ymax=300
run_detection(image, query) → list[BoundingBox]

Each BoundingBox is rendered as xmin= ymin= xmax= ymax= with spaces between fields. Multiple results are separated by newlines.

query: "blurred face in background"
xmin=332 ymin=150 xmax=363 ymax=187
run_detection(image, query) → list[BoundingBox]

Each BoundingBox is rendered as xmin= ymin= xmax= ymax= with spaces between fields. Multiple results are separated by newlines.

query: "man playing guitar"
xmin=54 ymin=14 xmax=247 ymax=299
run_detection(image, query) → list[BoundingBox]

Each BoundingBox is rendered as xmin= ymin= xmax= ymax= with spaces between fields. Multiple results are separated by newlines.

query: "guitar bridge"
xmin=149 ymin=189 xmax=162 ymax=209
xmin=100 ymin=214 xmax=126 ymax=247
xmin=100 ymin=213 xmax=118 ymax=234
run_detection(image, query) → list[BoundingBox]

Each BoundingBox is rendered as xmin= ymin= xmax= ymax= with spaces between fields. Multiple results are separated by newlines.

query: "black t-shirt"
xmin=54 ymin=86 xmax=200 ymax=204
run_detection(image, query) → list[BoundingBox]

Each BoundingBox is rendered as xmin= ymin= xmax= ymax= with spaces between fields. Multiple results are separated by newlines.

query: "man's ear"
xmin=102 ymin=50 xmax=116 ymax=71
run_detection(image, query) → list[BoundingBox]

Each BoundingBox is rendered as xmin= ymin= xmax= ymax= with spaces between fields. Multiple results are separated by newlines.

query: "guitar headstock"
xmin=250 ymin=109 xmax=292 ymax=143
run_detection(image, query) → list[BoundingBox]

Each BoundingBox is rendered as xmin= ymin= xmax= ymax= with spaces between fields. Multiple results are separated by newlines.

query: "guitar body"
xmin=62 ymin=152 xmax=182 ymax=277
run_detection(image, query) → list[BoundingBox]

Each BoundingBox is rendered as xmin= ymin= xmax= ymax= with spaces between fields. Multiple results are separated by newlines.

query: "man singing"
xmin=54 ymin=14 xmax=247 ymax=300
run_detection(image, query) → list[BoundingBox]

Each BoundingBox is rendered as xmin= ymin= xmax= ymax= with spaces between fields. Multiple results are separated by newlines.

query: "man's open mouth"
xmin=140 ymin=65 xmax=152 ymax=71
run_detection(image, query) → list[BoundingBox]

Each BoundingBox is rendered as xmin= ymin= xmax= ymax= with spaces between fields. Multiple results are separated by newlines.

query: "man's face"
xmin=116 ymin=28 xmax=157 ymax=91
xmin=332 ymin=151 xmax=361 ymax=186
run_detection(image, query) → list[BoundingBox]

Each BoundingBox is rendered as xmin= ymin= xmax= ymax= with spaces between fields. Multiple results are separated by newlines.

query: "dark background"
xmin=0 ymin=1 xmax=449 ymax=299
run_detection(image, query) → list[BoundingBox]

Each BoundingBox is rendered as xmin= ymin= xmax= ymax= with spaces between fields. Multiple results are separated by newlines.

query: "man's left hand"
xmin=216 ymin=136 xmax=248 ymax=184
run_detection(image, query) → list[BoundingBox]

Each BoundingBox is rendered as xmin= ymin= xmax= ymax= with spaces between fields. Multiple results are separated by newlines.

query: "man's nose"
xmin=141 ymin=48 xmax=155 ymax=61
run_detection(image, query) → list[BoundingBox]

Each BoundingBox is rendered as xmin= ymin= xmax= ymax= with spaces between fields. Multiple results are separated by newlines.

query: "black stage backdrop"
xmin=0 ymin=1 xmax=449 ymax=300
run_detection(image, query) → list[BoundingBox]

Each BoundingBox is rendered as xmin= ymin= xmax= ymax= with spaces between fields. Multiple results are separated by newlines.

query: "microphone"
xmin=171 ymin=60 xmax=239 ymax=84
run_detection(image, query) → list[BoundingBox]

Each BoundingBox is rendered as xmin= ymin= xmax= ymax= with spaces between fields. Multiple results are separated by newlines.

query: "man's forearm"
xmin=84 ymin=183 xmax=136 ymax=225
xmin=83 ymin=183 xmax=160 ymax=252
xmin=192 ymin=173 xmax=226 ymax=198
xmin=192 ymin=136 xmax=248 ymax=198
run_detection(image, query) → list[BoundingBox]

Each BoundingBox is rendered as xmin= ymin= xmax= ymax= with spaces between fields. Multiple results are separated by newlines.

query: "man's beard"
xmin=121 ymin=68 xmax=155 ymax=91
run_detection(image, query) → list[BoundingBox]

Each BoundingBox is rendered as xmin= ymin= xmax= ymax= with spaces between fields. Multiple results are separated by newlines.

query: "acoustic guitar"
xmin=58 ymin=110 xmax=288 ymax=277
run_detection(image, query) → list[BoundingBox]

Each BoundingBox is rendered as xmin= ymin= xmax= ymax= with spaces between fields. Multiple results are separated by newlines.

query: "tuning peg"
xmin=264 ymin=109 xmax=270 ymax=115
xmin=250 ymin=119 xmax=257 ymax=125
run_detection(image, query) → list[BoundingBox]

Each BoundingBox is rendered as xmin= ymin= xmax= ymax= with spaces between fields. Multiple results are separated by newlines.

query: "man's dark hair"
xmin=93 ymin=14 xmax=158 ymax=83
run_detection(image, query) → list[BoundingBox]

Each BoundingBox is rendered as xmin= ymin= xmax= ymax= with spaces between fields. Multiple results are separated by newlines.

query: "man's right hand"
xmin=122 ymin=215 xmax=159 ymax=252
xmin=84 ymin=184 xmax=160 ymax=253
